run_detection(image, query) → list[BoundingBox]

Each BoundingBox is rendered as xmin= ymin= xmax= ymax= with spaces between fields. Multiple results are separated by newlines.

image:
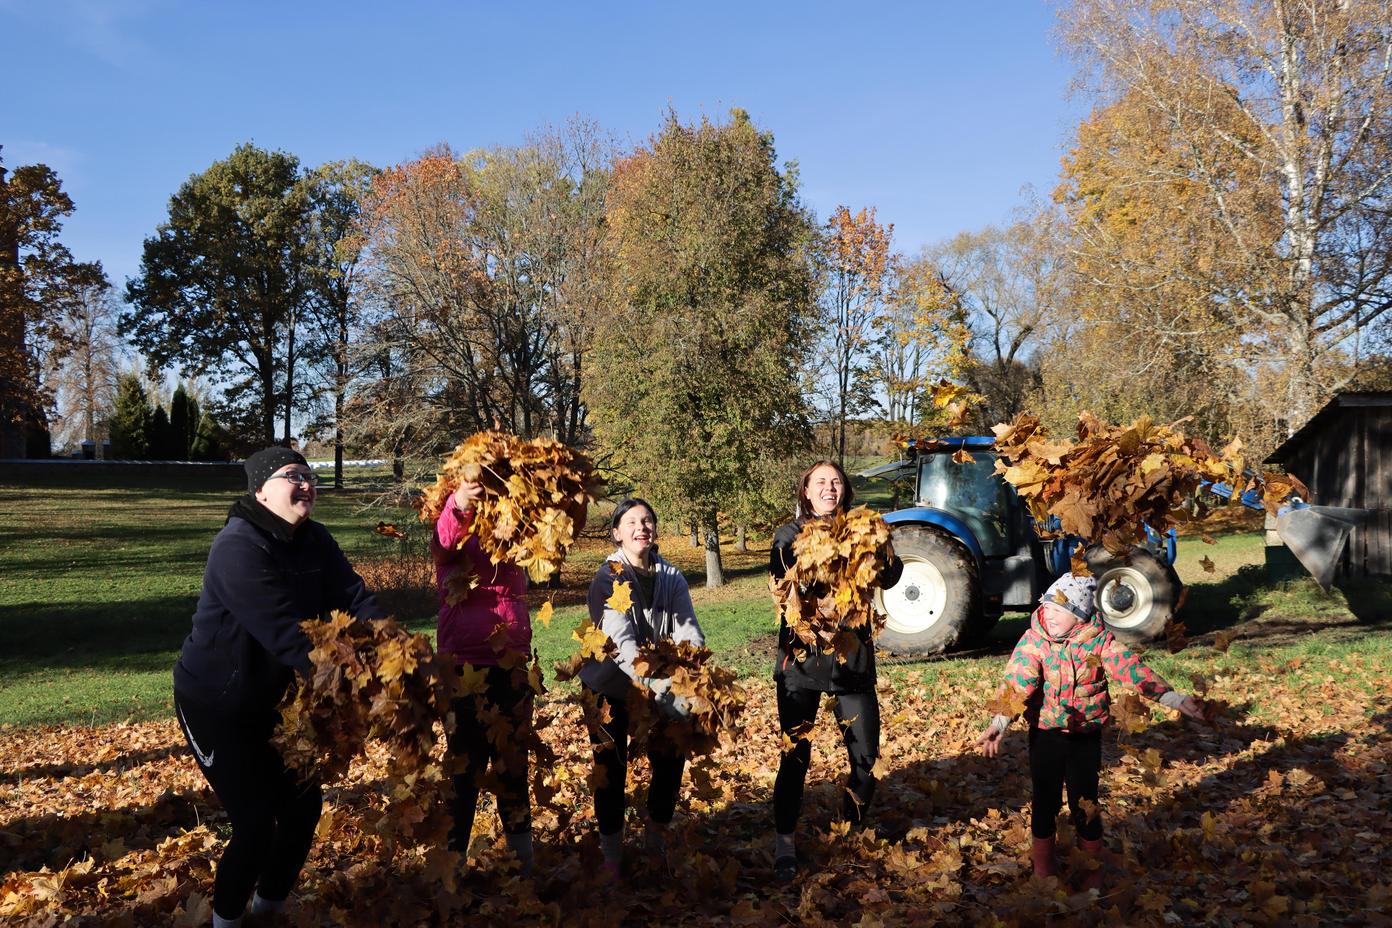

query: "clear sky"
xmin=1 ymin=1 xmax=1086 ymax=289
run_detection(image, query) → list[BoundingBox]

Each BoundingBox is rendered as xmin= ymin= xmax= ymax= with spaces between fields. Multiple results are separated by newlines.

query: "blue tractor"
xmin=863 ymin=436 xmax=1364 ymax=654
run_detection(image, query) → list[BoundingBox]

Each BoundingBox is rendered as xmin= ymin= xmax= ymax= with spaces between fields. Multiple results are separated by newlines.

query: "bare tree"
xmin=47 ymin=282 xmax=128 ymax=453
xmin=927 ymin=201 xmax=1061 ymax=423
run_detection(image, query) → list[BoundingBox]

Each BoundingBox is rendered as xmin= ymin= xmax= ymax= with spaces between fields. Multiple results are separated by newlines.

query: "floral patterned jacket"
xmin=999 ymin=607 xmax=1173 ymax=732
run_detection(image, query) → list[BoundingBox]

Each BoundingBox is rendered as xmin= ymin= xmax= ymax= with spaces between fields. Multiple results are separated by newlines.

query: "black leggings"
xmin=773 ymin=681 xmax=880 ymax=834
xmin=448 ymin=664 xmax=534 ymax=850
xmin=1028 ymin=727 xmax=1103 ymax=840
xmin=584 ymin=686 xmax=687 ymax=835
xmin=174 ymin=693 xmax=322 ymax=921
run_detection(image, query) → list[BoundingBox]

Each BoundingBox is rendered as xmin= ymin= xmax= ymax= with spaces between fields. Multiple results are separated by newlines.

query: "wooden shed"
xmin=1266 ymin=391 xmax=1392 ymax=580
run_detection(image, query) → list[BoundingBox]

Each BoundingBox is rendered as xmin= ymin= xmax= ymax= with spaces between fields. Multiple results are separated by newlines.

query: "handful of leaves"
xmin=770 ymin=506 xmax=894 ymax=659
xmin=274 ymin=611 xmax=455 ymax=784
xmin=418 ymin=430 xmax=603 ymax=582
xmin=627 ymin=640 xmax=748 ymax=759
xmin=992 ymin=412 xmax=1310 ymax=556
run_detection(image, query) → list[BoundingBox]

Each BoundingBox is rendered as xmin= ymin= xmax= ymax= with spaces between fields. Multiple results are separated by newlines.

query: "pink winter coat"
xmin=432 ymin=503 xmax=530 ymax=666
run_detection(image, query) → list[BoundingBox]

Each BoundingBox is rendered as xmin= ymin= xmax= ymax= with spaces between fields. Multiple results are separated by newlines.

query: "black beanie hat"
xmin=245 ymin=446 xmax=309 ymax=492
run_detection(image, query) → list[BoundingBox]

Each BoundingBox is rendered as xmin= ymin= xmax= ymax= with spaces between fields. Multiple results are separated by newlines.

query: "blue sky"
xmin=1 ymin=1 xmax=1087 ymax=289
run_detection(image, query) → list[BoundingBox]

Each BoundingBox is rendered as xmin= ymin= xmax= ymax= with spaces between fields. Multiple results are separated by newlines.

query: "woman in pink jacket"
xmin=432 ymin=479 xmax=534 ymax=874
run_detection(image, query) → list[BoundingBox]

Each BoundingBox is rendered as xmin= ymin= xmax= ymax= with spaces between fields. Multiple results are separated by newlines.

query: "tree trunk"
xmin=690 ymin=522 xmax=700 ymax=547
xmin=282 ymin=307 xmax=296 ymax=445
xmin=736 ymin=524 xmax=748 ymax=553
xmin=334 ymin=320 xmax=347 ymax=489
xmin=703 ymin=523 xmax=725 ymax=588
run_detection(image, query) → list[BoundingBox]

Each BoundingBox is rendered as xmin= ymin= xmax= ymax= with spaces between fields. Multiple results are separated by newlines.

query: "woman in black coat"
xmin=768 ymin=459 xmax=902 ymax=883
xmin=173 ymin=447 xmax=384 ymax=928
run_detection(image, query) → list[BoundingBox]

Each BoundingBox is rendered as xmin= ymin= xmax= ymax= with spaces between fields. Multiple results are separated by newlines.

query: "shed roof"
xmin=1266 ymin=391 xmax=1392 ymax=464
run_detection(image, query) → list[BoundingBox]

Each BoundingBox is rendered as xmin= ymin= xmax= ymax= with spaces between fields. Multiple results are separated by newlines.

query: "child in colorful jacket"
xmin=976 ymin=573 xmax=1204 ymax=890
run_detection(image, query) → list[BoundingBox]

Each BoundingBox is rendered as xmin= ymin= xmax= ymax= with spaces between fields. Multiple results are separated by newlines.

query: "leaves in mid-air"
xmin=417 ymin=431 xmax=603 ymax=582
xmin=770 ymin=506 xmax=893 ymax=659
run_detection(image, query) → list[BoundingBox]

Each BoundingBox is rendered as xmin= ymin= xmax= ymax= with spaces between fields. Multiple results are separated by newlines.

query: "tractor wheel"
xmin=876 ymin=525 xmax=980 ymax=655
xmin=1084 ymin=547 xmax=1181 ymax=646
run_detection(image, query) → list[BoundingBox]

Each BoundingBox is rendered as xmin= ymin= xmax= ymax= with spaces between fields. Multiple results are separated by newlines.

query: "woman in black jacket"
xmin=173 ymin=447 xmax=384 ymax=928
xmin=768 ymin=460 xmax=902 ymax=883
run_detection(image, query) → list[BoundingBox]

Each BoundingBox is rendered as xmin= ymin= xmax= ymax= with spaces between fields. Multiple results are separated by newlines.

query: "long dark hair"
xmin=795 ymin=460 xmax=855 ymax=521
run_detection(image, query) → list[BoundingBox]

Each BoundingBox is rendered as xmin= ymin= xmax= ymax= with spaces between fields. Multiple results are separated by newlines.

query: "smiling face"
xmin=254 ymin=463 xmax=317 ymax=527
xmin=803 ymin=464 xmax=846 ymax=518
xmin=613 ymin=503 xmax=657 ymax=566
xmin=1038 ymin=602 xmax=1080 ymax=638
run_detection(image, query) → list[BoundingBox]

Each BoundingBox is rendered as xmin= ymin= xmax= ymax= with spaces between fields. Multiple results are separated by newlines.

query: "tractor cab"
xmin=863 ymin=437 xmax=1181 ymax=654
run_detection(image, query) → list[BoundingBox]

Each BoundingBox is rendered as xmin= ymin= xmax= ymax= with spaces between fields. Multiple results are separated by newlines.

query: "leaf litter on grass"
xmin=4 ymin=640 xmax=1392 ymax=926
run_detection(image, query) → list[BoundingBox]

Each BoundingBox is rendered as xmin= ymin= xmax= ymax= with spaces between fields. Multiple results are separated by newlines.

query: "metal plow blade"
xmin=1274 ymin=505 xmax=1371 ymax=590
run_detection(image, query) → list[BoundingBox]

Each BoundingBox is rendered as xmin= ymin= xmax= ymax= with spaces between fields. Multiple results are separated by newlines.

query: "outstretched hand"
xmin=1176 ymin=694 xmax=1206 ymax=721
xmin=976 ymin=726 xmax=1005 ymax=758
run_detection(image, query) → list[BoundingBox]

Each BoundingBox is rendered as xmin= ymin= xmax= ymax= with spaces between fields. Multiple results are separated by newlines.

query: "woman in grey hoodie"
xmin=580 ymin=498 xmax=705 ymax=878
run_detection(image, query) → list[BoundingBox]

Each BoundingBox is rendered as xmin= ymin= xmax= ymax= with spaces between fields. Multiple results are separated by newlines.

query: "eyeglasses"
xmin=267 ymin=471 xmax=318 ymax=487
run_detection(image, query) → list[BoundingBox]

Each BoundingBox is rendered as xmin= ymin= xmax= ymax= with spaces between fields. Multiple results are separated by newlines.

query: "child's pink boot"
xmin=1077 ymin=836 xmax=1105 ymax=892
xmin=1031 ymin=836 xmax=1059 ymax=878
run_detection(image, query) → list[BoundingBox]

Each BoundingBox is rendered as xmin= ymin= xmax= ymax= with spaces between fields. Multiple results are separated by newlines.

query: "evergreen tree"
xmin=168 ymin=383 xmax=194 ymax=459
xmin=148 ymin=405 xmax=172 ymax=459
xmin=189 ymin=410 xmax=224 ymax=461
xmin=108 ymin=374 xmax=151 ymax=459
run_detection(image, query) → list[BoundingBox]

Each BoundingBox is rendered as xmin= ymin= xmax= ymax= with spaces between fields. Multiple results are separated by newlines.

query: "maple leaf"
xmin=1213 ymin=628 xmax=1240 ymax=652
xmin=1164 ymin=620 xmax=1188 ymax=654
xmin=1069 ymin=543 xmax=1092 ymax=577
xmin=536 ymin=600 xmax=554 ymax=628
xmin=951 ymin=448 xmax=972 ymax=465
xmin=1111 ymin=691 xmax=1151 ymax=734
xmin=930 ymin=379 xmax=967 ymax=408
xmin=572 ymin=617 xmax=613 ymax=662
xmin=374 ymin=521 xmax=408 ymax=540
xmin=1200 ymin=555 xmax=1216 ymax=573
xmin=985 ymin=685 xmax=1028 ymax=719
xmin=607 ymin=580 xmax=634 ymax=613
xmin=456 ymin=663 xmax=488 ymax=697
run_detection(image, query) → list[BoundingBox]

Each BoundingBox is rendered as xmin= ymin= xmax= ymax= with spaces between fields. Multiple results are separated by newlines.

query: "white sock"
xmin=775 ymin=832 xmax=796 ymax=859
xmin=250 ymin=892 xmax=285 ymax=915
xmin=212 ymin=913 xmax=244 ymax=928
xmin=506 ymin=831 xmax=535 ymax=875
xmin=600 ymin=829 xmax=624 ymax=865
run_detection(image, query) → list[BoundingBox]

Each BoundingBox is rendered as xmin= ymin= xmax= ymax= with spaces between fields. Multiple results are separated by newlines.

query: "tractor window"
xmin=917 ymin=452 xmax=1013 ymax=557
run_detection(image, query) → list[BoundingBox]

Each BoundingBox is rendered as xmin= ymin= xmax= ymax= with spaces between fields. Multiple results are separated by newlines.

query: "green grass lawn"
xmin=3 ymin=467 xmax=1388 ymax=728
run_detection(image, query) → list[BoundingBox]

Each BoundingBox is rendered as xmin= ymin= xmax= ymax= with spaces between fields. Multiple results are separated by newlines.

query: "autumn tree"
xmin=356 ymin=123 xmax=612 ymax=470
xmin=0 ymin=150 xmax=106 ymax=457
xmin=47 ymin=283 xmax=128 ymax=453
xmin=1056 ymin=0 xmax=1392 ymax=435
xmin=124 ymin=143 xmax=315 ymax=448
xmin=815 ymin=206 xmax=892 ymax=463
xmin=585 ymin=109 xmax=817 ymax=587
xmin=871 ymin=253 xmax=971 ymax=432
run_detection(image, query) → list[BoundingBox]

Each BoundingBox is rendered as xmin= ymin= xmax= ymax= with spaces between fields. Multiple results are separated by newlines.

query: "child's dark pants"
xmin=1029 ymin=727 xmax=1103 ymax=841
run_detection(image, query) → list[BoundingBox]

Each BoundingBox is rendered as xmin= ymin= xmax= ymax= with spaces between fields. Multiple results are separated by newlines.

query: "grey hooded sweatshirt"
xmin=579 ymin=549 xmax=706 ymax=699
